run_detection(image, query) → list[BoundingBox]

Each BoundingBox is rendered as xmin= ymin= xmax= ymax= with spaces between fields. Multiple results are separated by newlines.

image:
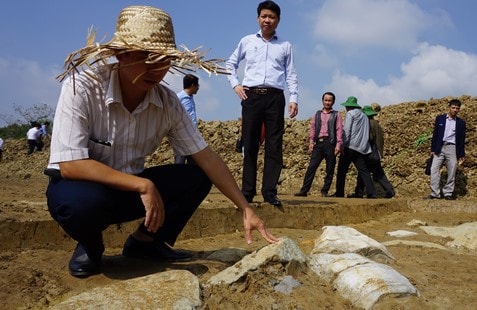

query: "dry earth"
xmin=0 ymin=95 xmax=476 ymax=309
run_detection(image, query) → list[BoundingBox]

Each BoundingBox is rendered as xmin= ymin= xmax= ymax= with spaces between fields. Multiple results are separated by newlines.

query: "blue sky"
xmin=1 ymin=0 xmax=476 ymax=126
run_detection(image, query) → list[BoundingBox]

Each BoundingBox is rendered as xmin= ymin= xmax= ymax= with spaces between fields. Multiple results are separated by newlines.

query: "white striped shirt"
xmin=48 ymin=64 xmax=207 ymax=174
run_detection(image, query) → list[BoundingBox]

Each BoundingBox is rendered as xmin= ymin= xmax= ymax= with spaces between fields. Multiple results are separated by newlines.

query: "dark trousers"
xmin=27 ymin=139 xmax=40 ymax=154
xmin=299 ymin=140 xmax=336 ymax=194
xmin=241 ymin=91 xmax=285 ymax=198
xmin=46 ymin=164 xmax=211 ymax=259
xmin=335 ymin=148 xmax=376 ymax=197
xmin=355 ymin=161 xmax=394 ymax=196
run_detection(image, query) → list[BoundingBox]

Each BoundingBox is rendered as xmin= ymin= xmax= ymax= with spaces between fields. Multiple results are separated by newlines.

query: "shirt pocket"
xmin=88 ymin=139 xmax=111 ymax=164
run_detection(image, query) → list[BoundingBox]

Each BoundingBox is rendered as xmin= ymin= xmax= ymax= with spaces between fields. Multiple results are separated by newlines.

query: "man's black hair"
xmin=183 ymin=74 xmax=199 ymax=89
xmin=257 ymin=1 xmax=280 ymax=17
xmin=448 ymin=99 xmax=462 ymax=107
xmin=322 ymin=91 xmax=336 ymax=103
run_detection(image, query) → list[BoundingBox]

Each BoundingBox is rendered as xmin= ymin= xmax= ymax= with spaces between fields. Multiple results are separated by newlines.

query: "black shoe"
xmin=367 ymin=195 xmax=377 ymax=199
xmin=122 ymin=235 xmax=193 ymax=262
xmin=294 ymin=191 xmax=307 ymax=197
xmin=444 ymin=195 xmax=455 ymax=200
xmin=385 ymin=192 xmax=395 ymax=198
xmin=320 ymin=191 xmax=328 ymax=197
xmin=244 ymin=195 xmax=254 ymax=203
xmin=426 ymin=195 xmax=441 ymax=199
xmin=329 ymin=193 xmax=344 ymax=197
xmin=263 ymin=195 xmax=282 ymax=207
xmin=68 ymin=244 xmax=101 ymax=278
xmin=347 ymin=193 xmax=364 ymax=198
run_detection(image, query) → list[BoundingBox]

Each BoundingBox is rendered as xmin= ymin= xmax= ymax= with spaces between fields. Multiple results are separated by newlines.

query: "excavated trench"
xmin=1 ymin=191 xmax=410 ymax=252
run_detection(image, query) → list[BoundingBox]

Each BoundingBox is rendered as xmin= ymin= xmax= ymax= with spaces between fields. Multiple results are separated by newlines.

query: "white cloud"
xmin=312 ymin=0 xmax=445 ymax=50
xmin=324 ymin=43 xmax=477 ymax=106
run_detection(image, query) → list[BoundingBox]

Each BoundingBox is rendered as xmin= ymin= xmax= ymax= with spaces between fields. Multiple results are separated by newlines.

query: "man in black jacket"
xmin=428 ymin=99 xmax=466 ymax=200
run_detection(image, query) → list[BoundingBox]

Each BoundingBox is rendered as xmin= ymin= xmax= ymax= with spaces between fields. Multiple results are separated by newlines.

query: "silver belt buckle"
xmin=257 ymin=88 xmax=267 ymax=95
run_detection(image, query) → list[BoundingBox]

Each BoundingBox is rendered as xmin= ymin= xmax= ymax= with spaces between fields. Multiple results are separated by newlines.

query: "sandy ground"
xmin=1 ymin=175 xmax=476 ymax=309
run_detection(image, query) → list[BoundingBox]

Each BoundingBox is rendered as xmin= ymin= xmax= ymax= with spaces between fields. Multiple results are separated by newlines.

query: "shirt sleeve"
xmin=335 ymin=112 xmax=344 ymax=149
xmin=225 ymin=39 xmax=244 ymax=89
xmin=285 ymin=42 xmax=298 ymax=104
xmin=49 ymin=78 xmax=91 ymax=165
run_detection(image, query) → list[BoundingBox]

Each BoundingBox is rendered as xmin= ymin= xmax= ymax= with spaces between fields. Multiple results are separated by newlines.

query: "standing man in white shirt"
xmin=26 ymin=122 xmax=42 ymax=155
xmin=175 ymin=74 xmax=200 ymax=164
xmin=0 ymin=137 xmax=4 ymax=161
xmin=226 ymin=0 xmax=298 ymax=207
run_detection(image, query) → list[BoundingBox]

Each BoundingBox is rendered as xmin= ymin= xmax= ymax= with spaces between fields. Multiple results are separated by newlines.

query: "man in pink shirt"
xmin=295 ymin=92 xmax=343 ymax=197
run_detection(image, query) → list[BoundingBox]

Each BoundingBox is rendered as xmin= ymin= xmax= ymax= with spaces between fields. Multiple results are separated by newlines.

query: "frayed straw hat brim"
xmin=57 ymin=6 xmax=228 ymax=81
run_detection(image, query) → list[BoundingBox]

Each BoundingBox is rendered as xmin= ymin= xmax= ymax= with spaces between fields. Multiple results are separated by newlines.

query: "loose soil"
xmin=1 ymin=96 xmax=476 ymax=309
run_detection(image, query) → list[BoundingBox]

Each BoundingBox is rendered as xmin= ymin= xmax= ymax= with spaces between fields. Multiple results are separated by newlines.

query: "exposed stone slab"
xmin=50 ymin=270 xmax=200 ymax=309
xmin=420 ymin=222 xmax=477 ymax=250
xmin=383 ymin=239 xmax=448 ymax=250
xmin=206 ymin=237 xmax=308 ymax=286
xmin=334 ymin=261 xmax=419 ymax=309
xmin=310 ymin=253 xmax=419 ymax=310
xmin=386 ymin=230 xmax=418 ymax=237
xmin=206 ymin=247 xmax=248 ymax=263
xmin=311 ymin=226 xmax=395 ymax=261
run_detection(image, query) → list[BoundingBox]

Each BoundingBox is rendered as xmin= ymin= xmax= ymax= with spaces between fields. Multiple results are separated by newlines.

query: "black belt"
xmin=315 ymin=137 xmax=329 ymax=143
xmin=443 ymin=141 xmax=455 ymax=145
xmin=246 ymin=87 xmax=283 ymax=95
xmin=44 ymin=168 xmax=63 ymax=179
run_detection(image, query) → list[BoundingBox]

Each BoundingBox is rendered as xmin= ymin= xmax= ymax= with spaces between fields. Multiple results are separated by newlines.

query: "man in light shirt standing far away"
xmin=175 ymin=74 xmax=200 ymax=164
xmin=226 ymin=0 xmax=298 ymax=207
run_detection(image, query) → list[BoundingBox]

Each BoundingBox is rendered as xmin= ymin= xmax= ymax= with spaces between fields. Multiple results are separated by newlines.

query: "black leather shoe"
xmin=426 ymin=195 xmax=441 ymax=199
xmin=347 ymin=193 xmax=363 ymax=198
xmin=444 ymin=195 xmax=455 ymax=200
xmin=122 ymin=235 xmax=193 ymax=262
xmin=294 ymin=192 xmax=307 ymax=197
xmin=263 ymin=195 xmax=282 ymax=207
xmin=320 ymin=191 xmax=328 ymax=197
xmin=244 ymin=195 xmax=254 ymax=203
xmin=385 ymin=192 xmax=395 ymax=198
xmin=68 ymin=244 xmax=101 ymax=278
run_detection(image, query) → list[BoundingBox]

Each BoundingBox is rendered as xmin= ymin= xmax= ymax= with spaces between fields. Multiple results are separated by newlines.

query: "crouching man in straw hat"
xmin=45 ymin=5 xmax=277 ymax=278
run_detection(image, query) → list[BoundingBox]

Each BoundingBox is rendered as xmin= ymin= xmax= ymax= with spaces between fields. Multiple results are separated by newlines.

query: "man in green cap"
xmin=333 ymin=96 xmax=376 ymax=198
xmin=349 ymin=105 xmax=395 ymax=198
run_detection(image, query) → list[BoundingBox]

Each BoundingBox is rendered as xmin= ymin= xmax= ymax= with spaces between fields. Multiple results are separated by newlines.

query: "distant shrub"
xmin=0 ymin=123 xmax=31 ymax=139
xmin=414 ymin=130 xmax=432 ymax=149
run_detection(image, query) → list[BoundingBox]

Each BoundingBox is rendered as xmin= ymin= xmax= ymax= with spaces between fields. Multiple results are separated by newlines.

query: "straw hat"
xmin=57 ymin=5 xmax=227 ymax=81
xmin=340 ymin=96 xmax=361 ymax=108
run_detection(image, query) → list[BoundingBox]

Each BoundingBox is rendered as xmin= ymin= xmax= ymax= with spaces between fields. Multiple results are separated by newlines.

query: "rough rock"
xmin=50 ymin=270 xmax=201 ymax=309
xmin=206 ymin=237 xmax=308 ymax=286
xmin=386 ymin=229 xmax=419 ymax=237
xmin=406 ymin=219 xmax=428 ymax=227
xmin=206 ymin=247 xmax=248 ymax=263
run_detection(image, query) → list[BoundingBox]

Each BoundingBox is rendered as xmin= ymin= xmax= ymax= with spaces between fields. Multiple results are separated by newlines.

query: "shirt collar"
xmin=256 ymin=30 xmax=278 ymax=41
